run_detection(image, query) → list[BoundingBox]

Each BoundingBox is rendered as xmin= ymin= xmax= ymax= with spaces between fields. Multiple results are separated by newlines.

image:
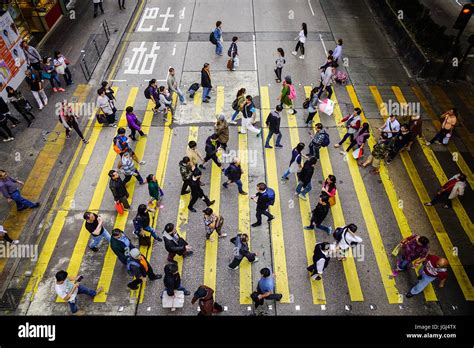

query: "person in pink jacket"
xmin=125 ymin=106 xmax=146 ymax=141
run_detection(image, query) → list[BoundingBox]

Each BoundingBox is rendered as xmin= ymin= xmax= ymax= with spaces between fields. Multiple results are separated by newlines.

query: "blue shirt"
xmin=213 ymin=27 xmax=222 ymax=40
xmin=258 ymin=275 xmax=275 ymax=293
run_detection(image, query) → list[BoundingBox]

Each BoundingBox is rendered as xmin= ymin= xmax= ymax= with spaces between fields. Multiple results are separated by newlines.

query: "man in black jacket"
xmin=163 ymin=263 xmax=191 ymax=296
xmin=127 ymin=248 xmax=162 ymax=290
xmin=304 ymin=192 xmax=332 ymax=235
xmin=307 ymin=242 xmax=331 ymax=280
xmin=386 ymin=124 xmax=412 ymax=164
xmin=251 ymin=183 xmax=274 ymax=227
xmin=201 ymin=63 xmax=212 ymax=103
xmin=264 ymin=105 xmax=283 ymax=148
xmin=295 ymin=157 xmax=317 ymax=200
xmin=188 ymin=169 xmax=215 ymax=212
xmin=108 ymin=170 xmax=130 ymax=209
xmin=179 ymin=156 xmax=193 ymax=195
xmin=223 ymin=157 xmax=247 ymax=195
xmin=203 ymin=133 xmax=222 ymax=167
xmin=162 ymin=223 xmax=193 ymax=263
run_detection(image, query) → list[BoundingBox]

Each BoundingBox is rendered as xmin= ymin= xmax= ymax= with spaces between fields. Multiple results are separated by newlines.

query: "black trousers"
xmin=256 ymin=207 xmax=273 ymax=224
xmin=317 ymin=85 xmax=332 ymax=100
xmin=118 ymin=195 xmax=130 ymax=209
xmin=1 ymin=232 xmax=13 ymax=243
xmin=65 ymin=120 xmax=85 ymax=139
xmin=130 ymin=128 xmax=145 ymax=140
xmin=429 ymin=129 xmax=449 ymax=144
xmin=274 ymin=67 xmax=282 ymax=81
xmin=295 ymin=41 xmax=305 ymax=55
xmin=19 ymin=111 xmax=35 ymax=125
xmin=188 ymin=193 xmax=211 ymax=209
xmin=229 ymin=253 xmax=256 ymax=269
xmin=0 ymin=121 xmax=13 ymax=138
xmin=338 ymin=132 xmax=354 ymax=145
xmin=204 ymin=153 xmax=221 ymax=167
xmin=93 ymin=2 xmax=104 ymax=16
xmin=430 ymin=190 xmax=451 ymax=207
xmin=305 ymin=111 xmax=317 ymax=124
xmin=181 ymin=179 xmax=191 ymax=194
xmin=127 ymin=264 xmax=159 ymax=290
xmin=118 ymin=0 xmax=125 ymax=8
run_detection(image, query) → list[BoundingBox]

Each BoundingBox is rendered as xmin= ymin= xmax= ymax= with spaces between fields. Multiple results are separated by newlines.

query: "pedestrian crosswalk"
xmin=23 ymin=82 xmax=474 ymax=313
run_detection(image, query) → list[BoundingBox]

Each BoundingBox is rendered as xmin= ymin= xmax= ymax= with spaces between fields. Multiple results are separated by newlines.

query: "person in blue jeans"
xmin=295 ymin=157 xmax=317 ymax=200
xmin=83 ymin=212 xmax=111 ymax=252
xmin=201 ymin=63 xmax=212 ymax=103
xmin=54 ymin=270 xmax=102 ymax=314
xmin=223 ymin=157 xmax=248 ymax=195
xmin=265 ymin=105 xmax=283 ymax=148
xmin=0 ymin=170 xmax=40 ymax=211
xmin=213 ymin=21 xmax=223 ymax=56
xmin=281 ymin=143 xmax=305 ymax=181
xmin=163 ymin=262 xmax=191 ymax=296
xmin=406 ymin=255 xmax=448 ymax=298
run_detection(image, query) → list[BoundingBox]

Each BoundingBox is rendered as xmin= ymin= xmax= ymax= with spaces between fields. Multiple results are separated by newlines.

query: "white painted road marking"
xmin=177 ymin=23 xmax=182 ymax=34
xmin=319 ymin=34 xmax=328 ymax=56
xmin=308 ymin=0 xmax=315 ymax=16
xmin=253 ymin=34 xmax=257 ymax=71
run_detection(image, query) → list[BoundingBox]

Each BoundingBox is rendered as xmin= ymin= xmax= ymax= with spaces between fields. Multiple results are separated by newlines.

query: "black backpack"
xmin=144 ymin=85 xmax=152 ymax=100
xmin=232 ymin=98 xmax=239 ymax=111
xmin=209 ymin=32 xmax=217 ymax=45
xmin=333 ymin=227 xmax=346 ymax=242
xmin=302 ymin=98 xmax=310 ymax=109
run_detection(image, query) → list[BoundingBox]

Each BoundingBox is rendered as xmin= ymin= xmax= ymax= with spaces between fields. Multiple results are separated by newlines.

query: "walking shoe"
xmin=185 ymin=250 xmax=194 ymax=257
xmin=299 ymin=55 xmax=305 ymax=59
xmin=424 ymin=202 xmax=433 ymax=206
xmin=267 ymin=215 xmax=275 ymax=222
xmin=339 ymin=151 xmax=346 ymax=155
xmin=181 ymin=190 xmax=191 ymax=194
xmin=150 ymin=274 xmax=162 ymax=280
xmin=275 ymin=144 xmax=283 ymax=148
xmin=256 ymin=129 xmax=262 ymax=137
xmin=442 ymin=205 xmax=450 ymax=209
xmin=184 ymin=290 xmax=191 ymax=296
xmin=334 ymin=144 xmax=340 ymax=148
xmin=251 ymin=222 xmax=261 ymax=227
xmin=229 ymin=120 xmax=237 ymax=125
xmin=311 ymin=274 xmax=321 ymax=280
xmin=73 ymin=309 xmax=85 ymax=316
xmin=208 ymin=200 xmax=215 ymax=206
xmin=417 ymin=274 xmax=422 ymax=280
xmin=66 ymin=134 xmax=71 ymax=139
xmin=39 ymin=106 xmax=44 ymax=110
xmin=203 ymin=99 xmax=210 ymax=103
xmin=425 ymin=141 xmax=431 ymax=146
xmin=154 ymin=236 xmax=163 ymax=242
xmin=199 ymin=164 xmax=206 ymax=170
xmin=32 ymin=203 xmax=40 ymax=208
xmin=265 ymin=145 xmax=273 ymax=149
xmin=139 ymin=160 xmax=146 ymax=165
xmin=228 ymin=265 xmax=239 ymax=270
xmin=53 ymin=87 xmax=58 ymax=92
xmin=83 ymin=139 xmax=89 ymax=144
xmin=222 ymin=183 xmax=228 ymax=189
xmin=90 ymin=247 xmax=99 ymax=252
xmin=405 ymin=292 xmax=414 ymax=298
xmin=110 ymin=124 xmax=117 ymax=128
xmin=291 ymin=51 xmax=297 ymax=56
xmin=304 ymin=225 xmax=315 ymax=230
xmin=239 ymin=191 xmax=248 ymax=195
xmin=392 ymin=269 xmax=399 ymax=277
xmin=327 ymin=227 xmax=333 ymax=235
xmin=188 ymin=207 xmax=197 ymax=212
xmin=206 ymin=96 xmax=211 ymax=99
xmin=252 ymin=257 xmax=259 ymax=263
xmin=386 ymin=159 xmax=392 ymax=164
xmin=58 ymin=87 xmax=66 ymax=92
xmin=3 ymin=137 xmax=14 ymax=142
xmin=11 ymin=240 xmax=20 ymax=245
xmin=298 ymin=194 xmax=308 ymax=200
xmin=218 ymin=233 xmax=227 ymax=238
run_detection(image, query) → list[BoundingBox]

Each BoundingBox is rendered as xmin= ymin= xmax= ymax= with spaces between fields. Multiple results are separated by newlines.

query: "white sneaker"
xmin=139 ymin=160 xmax=146 ymax=165
xmin=291 ymin=51 xmax=297 ymax=56
xmin=12 ymin=240 xmax=19 ymax=245
xmin=252 ymin=257 xmax=259 ymax=263
xmin=228 ymin=265 xmax=239 ymax=270
xmin=219 ymin=233 xmax=227 ymax=238
xmin=3 ymin=137 xmax=14 ymax=142
xmin=425 ymin=141 xmax=431 ymax=146
xmin=39 ymin=106 xmax=44 ymax=110
xmin=299 ymin=55 xmax=305 ymax=59
xmin=229 ymin=120 xmax=237 ymax=125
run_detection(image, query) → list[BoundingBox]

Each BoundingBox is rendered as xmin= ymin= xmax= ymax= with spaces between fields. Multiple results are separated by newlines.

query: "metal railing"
xmin=79 ymin=20 xmax=111 ymax=81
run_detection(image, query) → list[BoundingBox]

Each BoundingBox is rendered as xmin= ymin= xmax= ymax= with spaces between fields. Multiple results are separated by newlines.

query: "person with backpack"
xmin=144 ymin=79 xmax=160 ymax=113
xmin=191 ymin=285 xmax=224 ymax=316
xmin=127 ymin=248 xmax=162 ymax=290
xmin=179 ymin=156 xmax=194 ymax=195
xmin=308 ymin=123 xmax=330 ymax=160
xmin=113 ymin=127 xmax=145 ymax=165
xmin=251 ymin=183 xmax=275 ymax=227
xmin=227 ymin=36 xmax=239 ymax=71
xmin=188 ymin=169 xmax=215 ymax=212
xmin=342 ymin=122 xmax=370 ymax=160
xmin=281 ymin=142 xmax=305 ymax=181
xmin=291 ymin=23 xmax=307 ymax=60
xmin=203 ymin=133 xmax=222 ymax=168
xmin=392 ymin=235 xmax=429 ymax=277
xmin=59 ymin=100 xmax=89 ymax=144
xmin=83 ymin=211 xmax=111 ymax=252
xmin=212 ymin=21 xmax=223 ymax=56
xmin=187 ymin=140 xmax=206 ymax=170
xmin=304 ymin=192 xmax=332 ymax=234
xmin=334 ymin=224 xmax=362 ymax=261
xmin=229 ymin=88 xmax=246 ymax=124
xmin=334 ymin=108 xmax=362 ymax=149
xmin=304 ymin=87 xmax=319 ymax=127
xmin=25 ymin=69 xmax=47 ymax=110
xmin=201 ymin=63 xmax=212 ymax=103
xmin=167 ymin=67 xmax=186 ymax=105
xmin=361 ymin=133 xmax=389 ymax=175
xmin=379 ymin=114 xmax=400 ymax=139
xmin=96 ymin=87 xmax=116 ymax=127
xmin=133 ymin=204 xmax=162 ymax=242
xmin=425 ymin=173 xmax=466 ymax=209
xmin=278 ymin=76 xmax=296 ymax=114
xmin=215 ymin=114 xmax=229 ymax=152
xmin=163 ymin=262 xmax=191 ymax=296
xmin=405 ymin=255 xmax=449 ymax=298
xmin=296 ymin=157 xmax=317 ymax=200
xmin=306 ymin=242 xmax=331 ymax=280
xmin=228 ymin=233 xmax=258 ymax=270
xmin=162 ymin=223 xmax=193 ymax=263
xmin=251 ymin=268 xmax=282 ymax=309
xmin=321 ymin=175 xmax=337 ymax=206
xmin=188 ymin=82 xmax=200 ymax=99
xmin=265 ymin=105 xmax=283 ymax=149
xmin=108 ymin=169 xmax=130 ymax=210
xmin=110 ymin=228 xmax=136 ymax=265
xmin=386 ymin=124 xmax=411 ymax=164
xmin=239 ymin=95 xmax=262 ymax=136
xmin=6 ymin=86 xmax=35 ymax=126
xmin=274 ymin=48 xmax=285 ymax=83
xmin=125 ymin=106 xmax=146 ymax=141
xmin=223 ymin=157 xmax=247 ymax=195
xmin=317 ymin=62 xmax=336 ymax=100
xmin=203 ymin=207 xmax=227 ymax=242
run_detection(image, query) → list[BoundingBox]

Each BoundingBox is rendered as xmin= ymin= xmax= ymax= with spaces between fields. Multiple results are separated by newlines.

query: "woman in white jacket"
xmin=96 ymin=87 xmax=116 ymax=127
xmin=292 ymin=23 xmax=307 ymax=59
xmin=334 ymin=224 xmax=363 ymax=261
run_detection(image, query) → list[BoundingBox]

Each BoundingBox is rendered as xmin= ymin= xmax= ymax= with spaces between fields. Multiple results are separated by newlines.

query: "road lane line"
xmin=370 ymin=86 xmax=473 ymax=301
xmin=308 ymin=0 xmax=315 ymax=16
xmin=392 ymin=86 xmax=474 ymax=244
xmin=260 ymin=86 xmax=290 ymax=303
xmin=333 ymin=90 xmax=401 ymax=304
xmin=252 ymin=34 xmax=257 ymax=71
xmin=306 ymin=86 xmax=364 ymax=302
xmin=411 ymin=86 xmax=473 ymax=190
xmin=346 ymin=85 xmax=436 ymax=302
xmin=319 ymin=34 xmax=328 ymax=56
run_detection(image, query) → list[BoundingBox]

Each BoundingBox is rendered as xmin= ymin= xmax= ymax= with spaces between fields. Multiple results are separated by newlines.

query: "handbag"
xmin=138 ymin=234 xmax=151 ymax=247
xmin=442 ymin=132 xmax=451 ymax=145
xmin=352 ymin=147 xmax=363 ymax=160
xmin=391 ymin=243 xmax=401 ymax=256
xmin=115 ymin=201 xmax=124 ymax=214
xmin=227 ymin=59 xmax=233 ymax=70
xmin=96 ymin=111 xmax=107 ymax=124
xmin=328 ymin=195 xmax=336 ymax=206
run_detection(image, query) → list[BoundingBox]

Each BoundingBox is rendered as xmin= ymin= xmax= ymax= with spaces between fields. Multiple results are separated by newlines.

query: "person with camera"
xmin=54 ymin=270 xmax=102 ymax=315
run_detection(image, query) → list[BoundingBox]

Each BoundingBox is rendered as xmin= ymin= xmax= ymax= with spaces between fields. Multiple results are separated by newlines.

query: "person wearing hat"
xmin=126 ymin=248 xmax=162 ymax=290
xmin=306 ymin=242 xmax=331 ymax=281
xmin=191 ymin=285 xmax=223 ymax=316
xmin=0 ymin=225 xmax=19 ymax=245
xmin=406 ymin=255 xmax=449 ymax=298
xmin=110 ymin=228 xmax=136 ymax=265
xmin=162 ymin=223 xmax=193 ymax=263
xmin=214 ymin=114 xmax=229 ymax=152
xmin=108 ymin=169 xmax=130 ymax=210
xmin=163 ymin=262 xmax=190 ymax=296
xmin=223 ymin=157 xmax=247 ymax=195
xmin=0 ymin=169 xmax=40 ymax=211
xmin=188 ymin=168 xmax=215 ymax=212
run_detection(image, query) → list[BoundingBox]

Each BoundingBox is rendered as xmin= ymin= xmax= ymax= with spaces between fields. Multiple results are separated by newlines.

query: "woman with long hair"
xmin=274 ymin=48 xmax=285 ymax=83
xmin=229 ymin=87 xmax=246 ymax=124
xmin=292 ymin=23 xmax=307 ymax=59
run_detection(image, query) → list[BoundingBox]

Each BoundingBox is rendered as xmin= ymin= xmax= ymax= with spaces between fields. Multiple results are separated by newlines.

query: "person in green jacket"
xmin=277 ymin=75 xmax=296 ymax=114
xmin=110 ymin=228 xmax=136 ymax=265
xmin=146 ymin=174 xmax=163 ymax=211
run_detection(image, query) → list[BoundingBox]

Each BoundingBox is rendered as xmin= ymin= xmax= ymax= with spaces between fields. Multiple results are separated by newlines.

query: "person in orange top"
xmin=426 ymin=108 xmax=457 ymax=145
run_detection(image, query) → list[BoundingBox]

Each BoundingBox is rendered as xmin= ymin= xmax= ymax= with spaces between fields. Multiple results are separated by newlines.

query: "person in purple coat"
xmin=125 ymin=106 xmax=146 ymax=141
